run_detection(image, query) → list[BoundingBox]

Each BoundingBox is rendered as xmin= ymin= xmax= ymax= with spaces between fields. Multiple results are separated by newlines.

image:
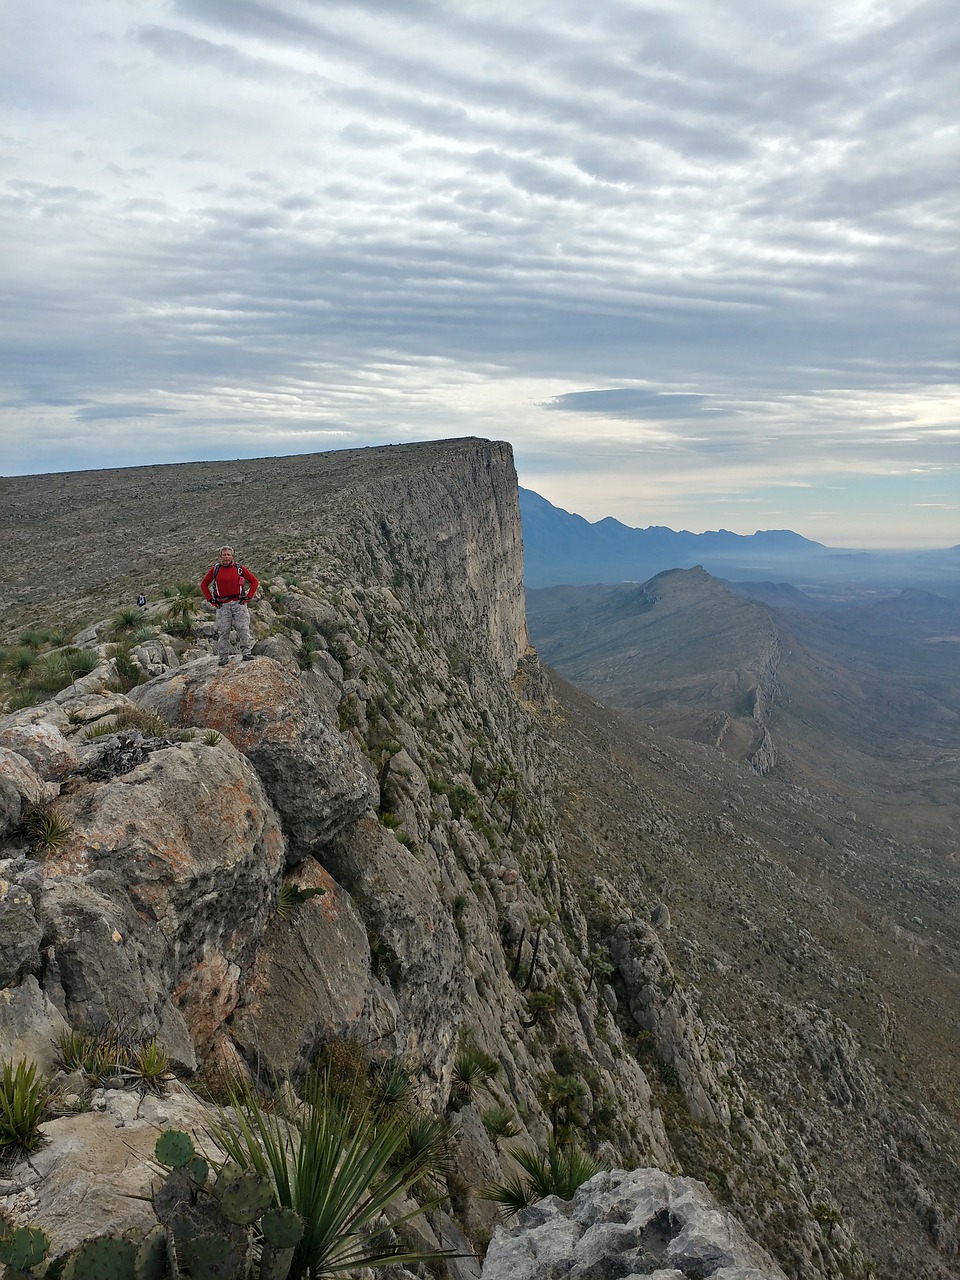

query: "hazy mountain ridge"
xmin=520 ymin=487 xmax=960 ymax=595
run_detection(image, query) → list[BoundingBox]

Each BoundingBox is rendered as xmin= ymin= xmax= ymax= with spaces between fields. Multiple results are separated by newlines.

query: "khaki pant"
xmin=215 ymin=600 xmax=253 ymax=658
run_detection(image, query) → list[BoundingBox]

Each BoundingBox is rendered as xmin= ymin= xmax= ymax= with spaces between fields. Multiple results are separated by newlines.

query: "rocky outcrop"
xmin=3 ymin=1088 xmax=221 ymax=1255
xmin=129 ymin=655 xmax=375 ymax=866
xmin=609 ymin=921 xmax=730 ymax=1126
xmin=38 ymin=726 xmax=286 ymax=1070
xmin=481 ymin=1168 xmax=787 ymax=1279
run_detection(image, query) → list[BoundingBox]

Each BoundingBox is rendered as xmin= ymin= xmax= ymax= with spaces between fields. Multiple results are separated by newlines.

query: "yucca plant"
xmin=206 ymin=1068 xmax=455 ymax=1277
xmin=165 ymin=583 xmax=202 ymax=636
xmin=276 ymin=880 xmax=327 ymax=920
xmin=13 ymin=647 xmax=36 ymax=673
xmin=450 ymin=1042 xmax=500 ymax=1106
xmin=0 ymin=1058 xmax=51 ymax=1155
xmin=481 ymin=1137 xmax=606 ymax=1217
xmin=63 ymin=647 xmax=100 ymax=677
xmin=28 ymin=653 xmax=85 ymax=694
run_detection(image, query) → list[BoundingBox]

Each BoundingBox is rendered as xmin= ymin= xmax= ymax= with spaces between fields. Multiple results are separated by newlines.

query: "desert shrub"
xmin=110 ymin=643 xmax=145 ymax=691
xmin=481 ymin=1137 xmax=606 ymax=1216
xmin=20 ymin=803 xmax=73 ymax=854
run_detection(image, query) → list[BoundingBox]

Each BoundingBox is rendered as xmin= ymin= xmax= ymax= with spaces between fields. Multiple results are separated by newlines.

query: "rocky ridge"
xmin=0 ymin=439 xmax=957 ymax=1280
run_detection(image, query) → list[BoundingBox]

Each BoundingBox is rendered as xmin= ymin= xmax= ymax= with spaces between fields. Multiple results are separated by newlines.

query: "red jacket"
xmin=200 ymin=563 xmax=259 ymax=603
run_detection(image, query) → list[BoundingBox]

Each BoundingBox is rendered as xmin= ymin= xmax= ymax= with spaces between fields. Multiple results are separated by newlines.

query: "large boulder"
xmin=229 ymin=857 xmax=401 ymax=1076
xmin=38 ymin=733 xmax=284 ymax=1066
xmin=0 ymin=875 xmax=42 ymax=987
xmin=481 ymin=1167 xmax=787 ymax=1280
xmin=131 ymin=657 xmax=376 ymax=865
xmin=0 ymin=746 xmax=60 ymax=837
xmin=0 ymin=722 xmax=78 ymax=781
xmin=0 ymin=976 xmax=69 ymax=1070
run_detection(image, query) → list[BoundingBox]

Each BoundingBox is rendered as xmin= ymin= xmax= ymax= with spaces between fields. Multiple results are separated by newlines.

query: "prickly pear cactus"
xmin=259 ymin=1212 xmax=302 ymax=1252
xmin=258 ymin=1210 xmax=304 ymax=1280
xmin=211 ymin=1166 xmax=274 ymax=1227
xmin=155 ymin=1131 xmax=196 ymax=1170
xmin=62 ymin=1235 xmax=137 ymax=1280
xmin=133 ymin=1226 xmax=168 ymax=1280
xmin=0 ymin=1225 xmax=51 ymax=1273
xmin=174 ymin=1233 xmax=244 ymax=1280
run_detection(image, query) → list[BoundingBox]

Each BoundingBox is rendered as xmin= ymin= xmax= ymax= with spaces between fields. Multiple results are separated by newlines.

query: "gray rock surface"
xmin=0 ymin=745 xmax=59 ymax=829
xmin=229 ymin=856 xmax=401 ymax=1076
xmin=38 ymin=730 xmax=284 ymax=1066
xmin=1 ymin=1089 xmax=221 ymax=1256
xmin=0 ymin=875 xmax=42 ymax=987
xmin=130 ymin=656 xmax=376 ymax=865
xmin=480 ymin=1168 xmax=787 ymax=1280
xmin=0 ymin=975 xmax=69 ymax=1070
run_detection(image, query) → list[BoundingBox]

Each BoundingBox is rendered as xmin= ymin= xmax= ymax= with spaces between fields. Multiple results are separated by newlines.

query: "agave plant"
xmin=206 ymin=1068 xmax=455 ymax=1277
xmin=0 ymin=1058 xmax=51 ymax=1155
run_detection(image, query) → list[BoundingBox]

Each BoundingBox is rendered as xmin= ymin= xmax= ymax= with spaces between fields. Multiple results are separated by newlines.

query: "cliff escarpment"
xmin=0 ymin=440 xmax=957 ymax=1280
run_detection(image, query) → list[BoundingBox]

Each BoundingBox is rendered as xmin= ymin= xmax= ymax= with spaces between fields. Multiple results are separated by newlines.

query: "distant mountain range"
xmin=520 ymin=487 xmax=960 ymax=596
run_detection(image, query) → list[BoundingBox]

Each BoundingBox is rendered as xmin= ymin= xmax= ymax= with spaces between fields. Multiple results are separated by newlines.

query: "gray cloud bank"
xmin=1 ymin=0 xmax=956 ymax=545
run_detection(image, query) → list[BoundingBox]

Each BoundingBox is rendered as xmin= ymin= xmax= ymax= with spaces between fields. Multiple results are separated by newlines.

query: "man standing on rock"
xmin=200 ymin=545 xmax=259 ymax=667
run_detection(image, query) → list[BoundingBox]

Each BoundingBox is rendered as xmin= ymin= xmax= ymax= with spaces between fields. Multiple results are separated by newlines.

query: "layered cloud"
xmin=1 ymin=0 xmax=956 ymax=545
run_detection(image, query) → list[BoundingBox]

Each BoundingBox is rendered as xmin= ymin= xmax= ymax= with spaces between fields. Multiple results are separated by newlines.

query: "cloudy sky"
xmin=2 ymin=0 xmax=957 ymax=547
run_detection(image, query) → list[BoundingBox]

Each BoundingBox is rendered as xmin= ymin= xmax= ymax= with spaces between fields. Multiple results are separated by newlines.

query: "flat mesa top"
xmin=0 ymin=437 xmax=508 ymax=617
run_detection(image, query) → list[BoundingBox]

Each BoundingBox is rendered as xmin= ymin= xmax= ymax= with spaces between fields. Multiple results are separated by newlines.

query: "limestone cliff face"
xmin=0 ymin=440 xmax=956 ymax=1280
xmin=302 ymin=438 xmax=528 ymax=679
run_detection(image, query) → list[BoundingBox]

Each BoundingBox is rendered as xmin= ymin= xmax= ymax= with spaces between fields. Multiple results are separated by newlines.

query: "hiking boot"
xmin=219 ymin=656 xmax=229 ymax=667
xmin=242 ymin=653 xmax=254 ymax=662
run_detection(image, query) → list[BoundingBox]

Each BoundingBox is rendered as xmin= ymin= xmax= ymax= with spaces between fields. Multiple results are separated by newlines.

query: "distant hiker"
xmin=136 ymin=592 xmax=147 ymax=609
xmin=200 ymin=545 xmax=259 ymax=667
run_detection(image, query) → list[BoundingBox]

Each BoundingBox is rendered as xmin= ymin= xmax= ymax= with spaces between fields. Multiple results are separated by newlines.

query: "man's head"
xmin=218 ymin=545 xmax=236 ymax=565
